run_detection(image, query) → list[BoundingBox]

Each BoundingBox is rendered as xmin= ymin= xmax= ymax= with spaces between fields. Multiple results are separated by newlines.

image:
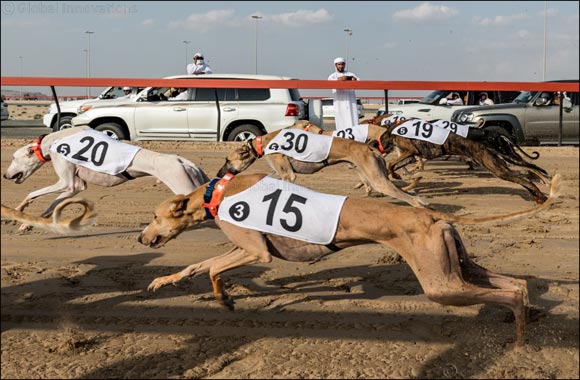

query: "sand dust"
xmin=1 ymin=139 xmax=578 ymax=379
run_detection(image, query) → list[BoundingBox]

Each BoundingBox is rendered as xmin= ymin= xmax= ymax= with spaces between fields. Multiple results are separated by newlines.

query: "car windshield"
xmin=513 ymin=91 xmax=537 ymax=104
xmin=420 ymin=90 xmax=453 ymax=105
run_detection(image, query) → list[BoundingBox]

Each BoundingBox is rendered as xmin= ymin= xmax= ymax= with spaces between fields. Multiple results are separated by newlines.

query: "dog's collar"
xmin=201 ymin=173 xmax=235 ymax=219
xmin=375 ymin=136 xmax=386 ymax=154
xmin=32 ymin=134 xmax=51 ymax=163
xmin=304 ymin=123 xmax=323 ymax=134
xmin=248 ymin=136 xmax=264 ymax=158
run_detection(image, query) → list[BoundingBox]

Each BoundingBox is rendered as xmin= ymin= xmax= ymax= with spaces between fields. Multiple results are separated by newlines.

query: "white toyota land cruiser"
xmin=72 ymin=74 xmax=309 ymax=142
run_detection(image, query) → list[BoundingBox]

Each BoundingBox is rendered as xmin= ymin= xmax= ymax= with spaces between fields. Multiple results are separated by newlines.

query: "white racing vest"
xmin=49 ymin=129 xmax=141 ymax=175
xmin=392 ymin=119 xmax=451 ymax=145
xmin=332 ymin=123 xmax=369 ymax=143
xmin=380 ymin=114 xmax=410 ymax=127
xmin=218 ymin=176 xmax=347 ymax=244
xmin=431 ymin=120 xmax=469 ymax=138
xmin=263 ymin=129 xmax=333 ymax=162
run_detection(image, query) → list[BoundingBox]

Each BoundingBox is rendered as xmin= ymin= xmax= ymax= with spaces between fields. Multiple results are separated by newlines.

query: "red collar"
xmin=253 ymin=136 xmax=264 ymax=157
xmin=201 ymin=173 xmax=235 ymax=218
xmin=32 ymin=135 xmax=51 ymax=163
xmin=376 ymin=136 xmax=386 ymax=154
xmin=304 ymin=123 xmax=323 ymax=134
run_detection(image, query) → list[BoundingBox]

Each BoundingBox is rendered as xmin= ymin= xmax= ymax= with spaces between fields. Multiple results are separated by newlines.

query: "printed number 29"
xmin=262 ymin=189 xmax=307 ymax=232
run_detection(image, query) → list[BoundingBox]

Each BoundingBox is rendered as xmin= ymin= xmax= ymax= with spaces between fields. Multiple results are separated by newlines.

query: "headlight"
xmin=78 ymin=105 xmax=93 ymax=114
xmin=391 ymin=110 xmax=403 ymax=115
xmin=457 ymin=113 xmax=473 ymax=123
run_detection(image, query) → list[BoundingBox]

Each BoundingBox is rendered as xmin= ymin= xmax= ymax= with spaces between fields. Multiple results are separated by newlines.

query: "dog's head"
xmin=138 ymin=189 xmax=208 ymax=248
xmin=3 ymin=143 xmax=46 ymax=184
xmin=216 ymin=142 xmax=258 ymax=177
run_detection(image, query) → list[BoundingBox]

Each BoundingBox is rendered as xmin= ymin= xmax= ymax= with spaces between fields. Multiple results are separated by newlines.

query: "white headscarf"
xmin=334 ymin=57 xmax=345 ymax=64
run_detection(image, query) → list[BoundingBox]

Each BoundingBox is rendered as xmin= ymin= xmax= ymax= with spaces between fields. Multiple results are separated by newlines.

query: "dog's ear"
xmin=238 ymin=144 xmax=251 ymax=159
xmin=169 ymin=195 xmax=190 ymax=218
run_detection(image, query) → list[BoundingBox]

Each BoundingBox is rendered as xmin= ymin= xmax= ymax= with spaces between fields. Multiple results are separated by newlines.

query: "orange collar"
xmin=32 ymin=135 xmax=50 ymax=163
xmin=201 ymin=173 xmax=235 ymax=219
xmin=253 ymin=136 xmax=264 ymax=157
xmin=304 ymin=123 xmax=323 ymax=134
xmin=376 ymin=136 xmax=386 ymax=154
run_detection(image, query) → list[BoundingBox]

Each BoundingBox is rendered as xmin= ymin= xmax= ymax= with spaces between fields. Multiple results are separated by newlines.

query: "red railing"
xmin=1 ymin=77 xmax=578 ymax=92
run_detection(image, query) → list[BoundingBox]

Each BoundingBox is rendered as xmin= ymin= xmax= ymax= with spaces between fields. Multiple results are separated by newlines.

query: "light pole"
xmin=252 ymin=15 xmax=262 ymax=74
xmin=17 ymin=56 xmax=23 ymax=100
xmin=85 ymin=30 xmax=94 ymax=98
xmin=542 ymin=0 xmax=547 ymax=81
xmin=182 ymin=40 xmax=191 ymax=71
xmin=344 ymin=28 xmax=352 ymax=67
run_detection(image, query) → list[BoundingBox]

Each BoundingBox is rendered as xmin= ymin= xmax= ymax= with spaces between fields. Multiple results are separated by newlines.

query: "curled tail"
xmin=1 ymin=197 xmax=96 ymax=234
xmin=425 ymin=174 xmax=560 ymax=225
xmin=500 ymin=135 xmax=540 ymax=160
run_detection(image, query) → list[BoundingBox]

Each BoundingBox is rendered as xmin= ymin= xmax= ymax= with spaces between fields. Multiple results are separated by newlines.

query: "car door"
xmin=562 ymin=92 xmax=579 ymax=144
xmin=522 ymin=96 xmax=562 ymax=143
xmin=133 ymin=87 xmax=190 ymax=139
xmin=187 ymin=87 xmax=238 ymax=141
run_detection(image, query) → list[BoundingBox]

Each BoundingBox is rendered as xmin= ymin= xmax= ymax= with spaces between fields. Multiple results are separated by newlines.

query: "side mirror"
xmin=534 ymin=97 xmax=550 ymax=106
xmin=439 ymin=98 xmax=448 ymax=105
xmin=563 ymin=98 xmax=572 ymax=110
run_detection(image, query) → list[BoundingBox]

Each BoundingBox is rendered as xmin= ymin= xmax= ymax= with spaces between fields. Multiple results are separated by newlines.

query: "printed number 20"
xmin=71 ymin=136 xmax=109 ymax=166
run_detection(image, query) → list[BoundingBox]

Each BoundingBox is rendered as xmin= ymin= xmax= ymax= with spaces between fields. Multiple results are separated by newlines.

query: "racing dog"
xmin=138 ymin=172 xmax=561 ymax=346
xmin=1 ymin=197 xmax=96 ymax=235
xmin=215 ymin=128 xmax=427 ymax=208
xmin=3 ymin=126 xmax=210 ymax=232
xmin=371 ymin=122 xmax=552 ymax=203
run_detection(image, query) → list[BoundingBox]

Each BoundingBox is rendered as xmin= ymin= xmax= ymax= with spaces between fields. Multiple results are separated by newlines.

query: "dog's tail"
xmin=499 ymin=135 xmax=540 ymax=160
xmin=1 ymin=197 xmax=97 ymax=234
xmin=179 ymin=158 xmax=211 ymax=187
xmin=425 ymin=174 xmax=561 ymax=225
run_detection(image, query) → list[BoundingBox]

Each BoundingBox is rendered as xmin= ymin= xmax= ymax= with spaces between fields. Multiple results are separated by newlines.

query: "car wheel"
xmin=53 ymin=116 xmax=73 ymax=132
xmin=94 ymin=123 xmax=127 ymax=140
xmin=227 ymin=124 xmax=262 ymax=142
xmin=484 ymin=125 xmax=516 ymax=143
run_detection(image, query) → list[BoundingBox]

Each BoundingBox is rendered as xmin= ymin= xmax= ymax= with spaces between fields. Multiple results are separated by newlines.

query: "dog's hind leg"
xmin=397 ymin=223 xmax=527 ymax=345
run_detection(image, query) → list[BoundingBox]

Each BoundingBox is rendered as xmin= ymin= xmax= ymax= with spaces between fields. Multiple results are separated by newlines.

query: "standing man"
xmin=328 ymin=57 xmax=360 ymax=130
xmin=186 ymin=52 xmax=213 ymax=75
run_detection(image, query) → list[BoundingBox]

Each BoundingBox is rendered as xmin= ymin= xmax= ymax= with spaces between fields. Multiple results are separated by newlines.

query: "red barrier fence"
xmin=1 ymin=77 xmax=579 ymax=92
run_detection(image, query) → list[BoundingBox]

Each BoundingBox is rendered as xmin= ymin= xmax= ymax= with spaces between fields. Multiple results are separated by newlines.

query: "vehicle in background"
xmin=1 ymin=97 xmax=9 ymax=121
xmin=43 ymin=86 xmax=143 ymax=132
xmin=321 ymin=97 xmax=364 ymax=119
xmin=72 ymin=74 xmax=308 ymax=142
xmin=393 ymin=99 xmax=421 ymax=105
xmin=375 ymin=89 xmax=521 ymax=120
xmin=451 ymin=82 xmax=579 ymax=146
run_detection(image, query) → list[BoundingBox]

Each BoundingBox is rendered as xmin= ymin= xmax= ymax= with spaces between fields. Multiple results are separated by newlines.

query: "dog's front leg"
xmin=265 ymin=155 xmax=297 ymax=182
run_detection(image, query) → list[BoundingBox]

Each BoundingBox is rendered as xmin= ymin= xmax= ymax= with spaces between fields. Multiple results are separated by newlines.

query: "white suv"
xmin=321 ymin=97 xmax=364 ymax=119
xmin=43 ymin=86 xmax=142 ymax=131
xmin=72 ymin=74 xmax=308 ymax=142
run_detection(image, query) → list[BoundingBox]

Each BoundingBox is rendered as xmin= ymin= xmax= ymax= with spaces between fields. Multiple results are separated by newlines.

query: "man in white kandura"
xmin=186 ymin=52 xmax=213 ymax=75
xmin=328 ymin=57 xmax=360 ymax=130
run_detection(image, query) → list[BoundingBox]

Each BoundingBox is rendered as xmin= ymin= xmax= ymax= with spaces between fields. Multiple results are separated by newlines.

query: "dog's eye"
xmin=153 ymin=214 xmax=158 ymax=220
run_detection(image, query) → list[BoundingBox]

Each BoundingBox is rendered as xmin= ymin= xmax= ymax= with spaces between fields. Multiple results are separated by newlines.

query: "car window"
xmin=193 ymin=88 xmax=232 ymax=101
xmin=513 ymin=91 xmax=535 ymax=103
xmin=321 ymin=99 xmax=333 ymax=106
xmin=236 ymin=88 xmax=270 ymax=101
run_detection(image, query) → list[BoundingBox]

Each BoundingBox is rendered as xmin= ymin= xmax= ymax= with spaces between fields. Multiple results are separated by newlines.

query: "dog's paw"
xmin=147 ymin=274 xmax=180 ymax=292
xmin=17 ymin=224 xmax=33 ymax=234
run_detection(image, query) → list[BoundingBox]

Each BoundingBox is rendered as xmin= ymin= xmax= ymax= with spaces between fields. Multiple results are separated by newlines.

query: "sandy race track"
xmin=1 ymin=138 xmax=578 ymax=379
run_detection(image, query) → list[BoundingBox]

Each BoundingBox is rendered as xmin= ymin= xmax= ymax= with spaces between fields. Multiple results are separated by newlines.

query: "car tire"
xmin=484 ymin=125 xmax=516 ymax=143
xmin=94 ymin=123 xmax=127 ymax=140
xmin=52 ymin=116 xmax=74 ymax=132
xmin=226 ymin=124 xmax=262 ymax=142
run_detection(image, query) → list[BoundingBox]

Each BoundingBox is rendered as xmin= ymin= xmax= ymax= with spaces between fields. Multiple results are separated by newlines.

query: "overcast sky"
xmin=1 ymin=1 xmax=578 ymax=97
